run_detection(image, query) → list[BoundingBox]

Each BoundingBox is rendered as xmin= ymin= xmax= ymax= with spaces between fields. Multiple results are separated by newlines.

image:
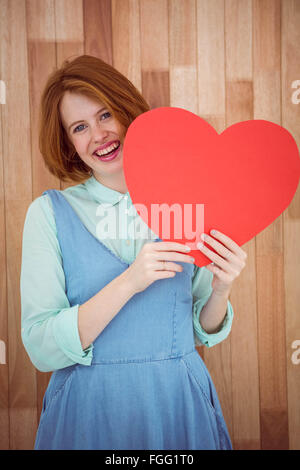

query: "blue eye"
xmin=101 ymin=112 xmax=111 ymax=120
xmin=74 ymin=124 xmax=85 ymax=133
xmin=73 ymin=111 xmax=111 ymax=133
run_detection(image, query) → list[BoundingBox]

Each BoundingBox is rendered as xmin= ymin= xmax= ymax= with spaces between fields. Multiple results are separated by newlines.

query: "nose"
xmin=91 ymin=122 xmax=109 ymax=143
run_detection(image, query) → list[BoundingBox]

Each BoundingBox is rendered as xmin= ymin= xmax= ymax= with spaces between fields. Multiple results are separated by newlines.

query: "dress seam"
xmin=180 ymin=357 xmax=229 ymax=449
xmin=89 ymin=348 xmax=196 ymax=365
xmin=180 ymin=356 xmax=217 ymax=415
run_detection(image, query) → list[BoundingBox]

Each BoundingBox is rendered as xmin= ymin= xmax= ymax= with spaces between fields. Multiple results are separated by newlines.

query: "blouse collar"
xmin=83 ymin=175 xmax=131 ymax=206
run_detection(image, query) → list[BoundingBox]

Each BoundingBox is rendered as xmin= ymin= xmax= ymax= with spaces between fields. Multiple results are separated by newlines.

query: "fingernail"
xmin=197 ymin=242 xmax=204 ymax=249
xmin=184 ymin=245 xmax=191 ymax=251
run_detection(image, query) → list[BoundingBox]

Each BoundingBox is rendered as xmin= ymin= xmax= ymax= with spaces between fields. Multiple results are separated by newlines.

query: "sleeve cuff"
xmin=53 ymin=304 xmax=94 ymax=366
xmin=193 ymin=295 xmax=234 ymax=348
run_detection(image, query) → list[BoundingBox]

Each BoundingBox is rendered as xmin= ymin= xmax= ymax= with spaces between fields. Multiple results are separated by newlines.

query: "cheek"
xmin=72 ymin=136 xmax=88 ymax=153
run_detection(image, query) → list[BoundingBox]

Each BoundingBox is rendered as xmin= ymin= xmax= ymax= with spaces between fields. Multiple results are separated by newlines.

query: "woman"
xmin=20 ymin=55 xmax=247 ymax=450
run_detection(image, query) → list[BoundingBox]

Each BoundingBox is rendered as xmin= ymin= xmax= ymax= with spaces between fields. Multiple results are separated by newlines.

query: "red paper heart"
xmin=123 ymin=107 xmax=300 ymax=267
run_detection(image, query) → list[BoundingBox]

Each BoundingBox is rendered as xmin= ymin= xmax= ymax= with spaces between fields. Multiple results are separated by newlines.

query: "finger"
xmin=200 ymin=233 xmax=239 ymax=263
xmin=209 ymin=230 xmax=246 ymax=260
xmin=156 ymin=261 xmax=183 ymax=272
xmin=198 ymin=243 xmax=233 ymax=272
xmin=206 ymin=263 xmax=233 ymax=282
xmin=154 ymin=251 xmax=195 ymax=264
xmin=152 ymin=241 xmax=192 ymax=253
xmin=205 ymin=262 xmax=222 ymax=275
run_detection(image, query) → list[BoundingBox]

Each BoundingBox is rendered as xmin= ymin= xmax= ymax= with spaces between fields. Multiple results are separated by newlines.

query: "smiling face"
xmin=59 ymin=91 xmax=128 ymax=192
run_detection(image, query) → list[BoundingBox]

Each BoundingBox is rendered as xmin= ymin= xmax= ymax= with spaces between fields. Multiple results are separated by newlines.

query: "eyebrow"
xmin=68 ymin=107 xmax=107 ymax=131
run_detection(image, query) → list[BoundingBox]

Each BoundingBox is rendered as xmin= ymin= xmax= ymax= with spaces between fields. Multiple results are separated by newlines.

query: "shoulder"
xmin=25 ymin=193 xmax=55 ymax=227
xmin=25 ymin=180 xmax=86 ymax=222
xmin=23 ymin=179 xmax=91 ymax=237
xmin=23 ymin=193 xmax=60 ymax=247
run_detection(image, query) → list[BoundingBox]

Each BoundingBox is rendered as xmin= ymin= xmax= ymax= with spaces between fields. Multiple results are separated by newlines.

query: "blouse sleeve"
xmin=192 ymin=265 xmax=234 ymax=348
xmin=20 ymin=195 xmax=93 ymax=372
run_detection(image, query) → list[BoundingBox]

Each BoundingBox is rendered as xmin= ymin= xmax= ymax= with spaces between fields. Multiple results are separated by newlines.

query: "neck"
xmin=92 ymin=171 xmax=128 ymax=194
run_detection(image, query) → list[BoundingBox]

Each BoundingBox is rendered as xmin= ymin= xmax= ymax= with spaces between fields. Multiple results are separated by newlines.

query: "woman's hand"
xmin=124 ymin=241 xmax=195 ymax=294
xmin=197 ymin=229 xmax=247 ymax=296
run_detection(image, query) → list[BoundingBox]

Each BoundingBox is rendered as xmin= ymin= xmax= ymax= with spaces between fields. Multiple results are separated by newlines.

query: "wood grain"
xmin=1 ymin=0 xmax=36 ymax=450
xmin=169 ymin=0 xmax=198 ymax=114
xmin=84 ymin=0 xmax=113 ymax=65
xmin=55 ymin=0 xmax=85 ymax=191
xmin=196 ymin=0 xmax=225 ymax=133
xmin=26 ymin=0 xmax=60 ymax=433
xmin=140 ymin=0 xmax=169 ymax=108
xmin=0 ymin=1 xmax=9 ymax=448
xmin=112 ymin=0 xmax=142 ymax=92
xmin=225 ymin=2 xmax=260 ymax=450
xmin=253 ymin=0 xmax=289 ymax=450
xmin=282 ymin=0 xmax=300 ymax=451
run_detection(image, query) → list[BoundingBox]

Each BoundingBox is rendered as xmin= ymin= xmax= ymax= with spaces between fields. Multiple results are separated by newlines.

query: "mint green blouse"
xmin=20 ymin=175 xmax=234 ymax=372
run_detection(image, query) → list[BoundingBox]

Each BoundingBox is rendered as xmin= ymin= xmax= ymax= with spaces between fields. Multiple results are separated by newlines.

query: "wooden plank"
xmin=225 ymin=0 xmax=252 ymax=81
xmin=226 ymin=82 xmax=261 ymax=451
xmin=169 ymin=0 xmax=198 ymax=114
xmin=281 ymin=0 xmax=300 ymax=451
xmin=0 ymin=5 xmax=9 ymax=446
xmin=140 ymin=0 xmax=169 ymax=108
xmin=196 ymin=0 xmax=225 ymax=133
xmin=55 ymin=0 xmax=84 ymax=190
xmin=26 ymin=0 xmax=59 ymax=429
xmin=84 ymin=0 xmax=113 ymax=64
xmin=1 ymin=0 xmax=36 ymax=449
xmin=253 ymin=0 xmax=281 ymax=120
xmin=225 ymin=1 xmax=260 ymax=450
xmin=253 ymin=0 xmax=289 ymax=450
xmin=26 ymin=0 xmax=60 ymax=196
xmin=112 ymin=0 xmax=142 ymax=92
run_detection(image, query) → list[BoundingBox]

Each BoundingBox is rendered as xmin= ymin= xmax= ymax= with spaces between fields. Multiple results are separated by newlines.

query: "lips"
xmin=93 ymin=142 xmax=121 ymax=161
xmin=93 ymin=140 xmax=120 ymax=154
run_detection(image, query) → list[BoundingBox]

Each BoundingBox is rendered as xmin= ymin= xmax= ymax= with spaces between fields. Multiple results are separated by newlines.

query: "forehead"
xmin=61 ymin=91 xmax=104 ymax=108
xmin=59 ymin=92 xmax=105 ymax=123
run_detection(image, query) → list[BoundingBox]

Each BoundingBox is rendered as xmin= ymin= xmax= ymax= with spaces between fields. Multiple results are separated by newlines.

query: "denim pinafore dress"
xmin=34 ymin=189 xmax=232 ymax=450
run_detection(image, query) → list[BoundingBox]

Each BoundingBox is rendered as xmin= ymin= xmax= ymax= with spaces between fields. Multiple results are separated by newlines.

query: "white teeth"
xmin=95 ymin=142 xmax=119 ymax=157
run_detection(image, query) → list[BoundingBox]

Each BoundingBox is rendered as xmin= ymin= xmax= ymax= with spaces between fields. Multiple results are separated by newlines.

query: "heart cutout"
xmin=123 ymin=107 xmax=300 ymax=267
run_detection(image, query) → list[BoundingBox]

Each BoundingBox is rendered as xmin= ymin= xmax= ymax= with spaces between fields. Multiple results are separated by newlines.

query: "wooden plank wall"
xmin=0 ymin=0 xmax=299 ymax=450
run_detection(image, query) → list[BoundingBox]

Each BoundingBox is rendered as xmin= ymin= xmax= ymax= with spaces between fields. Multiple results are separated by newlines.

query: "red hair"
xmin=38 ymin=55 xmax=150 ymax=182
